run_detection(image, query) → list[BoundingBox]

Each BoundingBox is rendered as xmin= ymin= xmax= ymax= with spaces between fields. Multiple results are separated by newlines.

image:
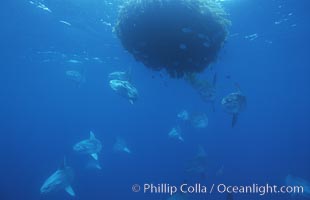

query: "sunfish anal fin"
xmin=91 ymin=153 xmax=98 ymax=160
xmin=96 ymin=164 xmax=102 ymax=170
xmin=65 ymin=185 xmax=75 ymax=196
xmin=232 ymin=114 xmax=238 ymax=128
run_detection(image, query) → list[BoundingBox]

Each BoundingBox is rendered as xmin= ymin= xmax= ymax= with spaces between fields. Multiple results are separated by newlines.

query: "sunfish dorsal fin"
xmin=65 ymin=185 xmax=75 ymax=196
xmin=89 ymin=131 xmax=96 ymax=140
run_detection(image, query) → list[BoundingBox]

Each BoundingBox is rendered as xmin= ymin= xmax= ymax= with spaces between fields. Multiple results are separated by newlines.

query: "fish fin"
xmin=124 ymin=147 xmax=131 ymax=153
xmin=232 ymin=114 xmax=238 ymax=128
xmin=89 ymin=131 xmax=96 ymax=140
xmin=178 ymin=136 xmax=184 ymax=142
xmin=91 ymin=153 xmax=98 ymax=160
xmin=65 ymin=185 xmax=75 ymax=196
xmin=96 ymin=164 xmax=102 ymax=170
xmin=129 ymin=99 xmax=134 ymax=104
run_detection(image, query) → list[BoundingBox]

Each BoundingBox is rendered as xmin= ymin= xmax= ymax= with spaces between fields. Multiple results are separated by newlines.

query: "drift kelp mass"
xmin=115 ymin=0 xmax=230 ymax=78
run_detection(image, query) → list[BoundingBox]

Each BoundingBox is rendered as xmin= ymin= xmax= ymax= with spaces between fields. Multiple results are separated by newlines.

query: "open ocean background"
xmin=0 ymin=0 xmax=309 ymax=199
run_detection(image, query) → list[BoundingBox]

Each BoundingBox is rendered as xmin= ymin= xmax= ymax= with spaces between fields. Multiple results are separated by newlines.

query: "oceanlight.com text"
xmin=217 ymin=183 xmax=304 ymax=196
xmin=131 ymin=183 xmax=305 ymax=196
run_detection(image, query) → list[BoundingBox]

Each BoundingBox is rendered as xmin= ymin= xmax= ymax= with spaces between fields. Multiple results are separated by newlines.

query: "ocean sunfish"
xmin=40 ymin=158 xmax=75 ymax=196
xmin=221 ymin=85 xmax=246 ymax=128
xmin=73 ymin=131 xmax=102 ymax=160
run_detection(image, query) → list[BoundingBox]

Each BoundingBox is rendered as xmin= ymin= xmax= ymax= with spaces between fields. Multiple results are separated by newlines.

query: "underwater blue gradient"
xmin=0 ymin=0 xmax=309 ymax=200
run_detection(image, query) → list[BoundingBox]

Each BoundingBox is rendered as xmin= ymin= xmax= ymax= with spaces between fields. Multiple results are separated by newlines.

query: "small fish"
xmin=59 ymin=20 xmax=71 ymax=26
xmin=37 ymin=2 xmax=52 ymax=13
xmin=168 ymin=126 xmax=184 ymax=142
xmin=92 ymin=57 xmax=102 ymax=62
xmin=40 ymin=158 xmax=75 ymax=196
xmin=29 ymin=1 xmax=52 ymax=13
xmin=73 ymin=131 xmax=102 ymax=160
xmin=274 ymin=21 xmax=282 ymax=25
xmin=66 ymin=70 xmax=85 ymax=87
xmin=67 ymin=59 xmax=82 ymax=64
xmin=101 ymin=20 xmax=112 ymax=27
xmin=244 ymin=33 xmax=258 ymax=41
xmin=177 ymin=110 xmax=189 ymax=121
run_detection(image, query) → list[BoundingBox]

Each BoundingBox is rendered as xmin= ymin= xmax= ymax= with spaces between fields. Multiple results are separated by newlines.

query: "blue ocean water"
xmin=0 ymin=0 xmax=309 ymax=200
